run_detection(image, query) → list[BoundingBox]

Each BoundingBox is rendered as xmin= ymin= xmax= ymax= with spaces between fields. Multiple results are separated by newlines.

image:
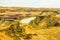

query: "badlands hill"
xmin=0 ymin=7 xmax=60 ymax=40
